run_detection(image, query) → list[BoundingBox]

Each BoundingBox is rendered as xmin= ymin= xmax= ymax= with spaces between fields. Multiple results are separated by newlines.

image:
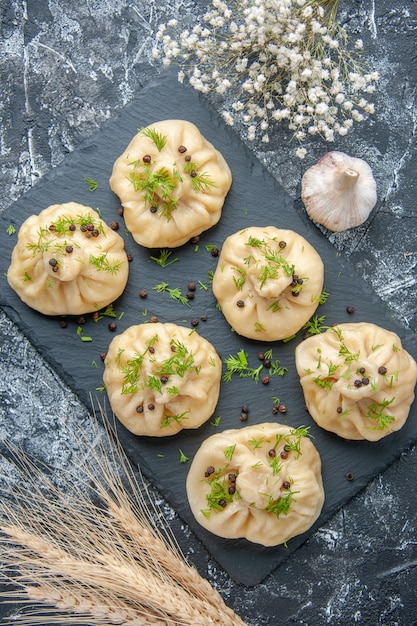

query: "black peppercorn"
xmin=378 ymin=366 xmax=387 ymax=375
xmin=236 ymin=299 xmax=245 ymax=308
xmin=143 ymin=154 xmax=152 ymax=163
xmin=346 ymin=305 xmax=355 ymax=314
xmin=191 ymin=318 xmax=199 ymax=327
xmin=139 ymin=289 xmax=147 ymax=298
xmin=108 ymin=322 xmax=117 ymax=332
xmin=178 ymin=145 xmax=187 ymax=153
xmin=261 ymin=375 xmax=270 ymax=385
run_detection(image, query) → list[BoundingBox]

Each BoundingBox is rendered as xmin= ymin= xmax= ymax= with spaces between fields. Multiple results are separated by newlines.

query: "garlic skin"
xmin=301 ymin=151 xmax=377 ymax=232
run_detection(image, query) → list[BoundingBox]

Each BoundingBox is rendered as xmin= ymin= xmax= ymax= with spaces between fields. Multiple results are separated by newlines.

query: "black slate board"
xmin=1 ymin=71 xmax=416 ymax=586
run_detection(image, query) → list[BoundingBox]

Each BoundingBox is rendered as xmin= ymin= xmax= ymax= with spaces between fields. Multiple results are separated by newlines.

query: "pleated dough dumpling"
xmin=109 ymin=120 xmax=232 ymax=248
xmin=103 ymin=322 xmax=222 ymax=437
xmin=212 ymin=226 xmax=324 ymax=341
xmin=295 ymin=322 xmax=417 ymax=441
xmin=7 ymin=202 xmax=129 ymax=316
xmin=186 ymin=423 xmax=324 ymax=546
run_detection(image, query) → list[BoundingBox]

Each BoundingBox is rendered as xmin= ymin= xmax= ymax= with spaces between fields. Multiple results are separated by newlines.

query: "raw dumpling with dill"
xmin=295 ymin=322 xmax=417 ymax=441
xmin=109 ymin=120 xmax=232 ymax=248
xmin=186 ymin=423 xmax=324 ymax=547
xmin=7 ymin=202 xmax=129 ymax=316
xmin=103 ymin=322 xmax=222 ymax=437
xmin=212 ymin=226 xmax=324 ymax=341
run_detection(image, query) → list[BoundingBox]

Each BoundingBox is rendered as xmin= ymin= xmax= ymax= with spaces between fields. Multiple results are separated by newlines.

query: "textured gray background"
xmin=1 ymin=1 xmax=417 ymax=624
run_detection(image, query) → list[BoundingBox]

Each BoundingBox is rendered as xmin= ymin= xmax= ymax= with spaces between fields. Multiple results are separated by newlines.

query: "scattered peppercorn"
xmin=268 ymin=449 xmax=276 ymax=458
xmin=218 ymin=499 xmax=227 ymax=508
xmin=59 ymin=319 xmax=67 ymax=329
xmin=185 ymin=155 xmax=192 ymax=162
xmin=354 ymin=379 xmax=363 ymax=388
xmin=186 ymin=291 xmax=195 ymax=300
xmin=263 ymin=359 xmax=271 ymax=369
xmin=345 ymin=472 xmax=354 ymax=481
xmin=280 ymin=449 xmax=289 ymax=459
xmin=258 ymin=352 xmax=265 ymax=361
xmin=236 ymin=299 xmax=245 ymax=308
xmin=378 ymin=366 xmax=387 ymax=375
xmin=110 ymin=221 xmax=119 ymax=231
xmin=49 ymin=258 xmax=58 ymax=267
xmin=49 ymin=224 xmax=57 ymax=232
xmin=359 ymin=367 xmax=366 ymax=374
xmin=362 ymin=377 xmax=369 ymax=385
xmin=150 ymin=316 xmax=158 ymax=323
xmin=77 ymin=316 xmax=86 ymax=324
xmin=205 ymin=466 xmax=215 ymax=478
xmin=282 ymin=481 xmax=291 ymax=490
xmin=336 ymin=406 xmax=343 ymax=414
xmin=150 ymin=206 xmax=157 ymax=213
xmin=190 ymin=170 xmax=197 ymax=178
xmin=346 ymin=305 xmax=355 ymax=314
xmin=148 ymin=403 xmax=155 ymax=411
xmin=211 ymin=247 xmax=219 ymax=257
xmin=241 ymin=405 xmax=249 ymax=414
xmin=160 ymin=375 xmax=169 ymax=384
xmin=91 ymin=312 xmax=100 ymax=320
xmin=117 ymin=207 xmax=124 ymax=217
xmin=65 ymin=245 xmax=73 ymax=253
xmin=200 ymin=315 xmax=208 ymax=322
xmin=136 ymin=406 xmax=144 ymax=413
xmin=69 ymin=224 xmax=76 ymax=231
xmin=143 ymin=154 xmax=152 ymax=163
xmin=187 ymin=282 xmax=196 ymax=291
xmin=139 ymin=289 xmax=147 ymax=298
xmin=240 ymin=413 xmax=248 ymax=422
xmin=127 ymin=253 xmax=133 ymax=262
xmin=190 ymin=235 xmax=200 ymax=244
xmin=228 ymin=486 xmax=236 ymax=495
xmin=228 ymin=473 xmax=236 ymax=482
xmin=191 ymin=318 xmax=199 ymax=327
xmin=277 ymin=404 xmax=287 ymax=414
xmin=178 ymin=145 xmax=187 ymax=153
xmin=148 ymin=346 xmax=155 ymax=354
xmin=100 ymin=352 xmax=107 ymax=362
xmin=261 ymin=375 xmax=270 ymax=385
xmin=108 ymin=322 xmax=117 ymax=332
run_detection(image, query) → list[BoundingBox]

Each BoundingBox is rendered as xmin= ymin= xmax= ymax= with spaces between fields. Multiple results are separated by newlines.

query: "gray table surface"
xmin=1 ymin=1 xmax=416 ymax=624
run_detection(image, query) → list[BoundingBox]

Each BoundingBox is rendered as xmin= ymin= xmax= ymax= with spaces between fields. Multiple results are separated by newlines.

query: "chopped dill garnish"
xmin=153 ymin=282 xmax=190 ymax=306
xmin=85 ymin=177 xmax=98 ymax=192
xmin=139 ymin=126 xmax=167 ymax=151
xmin=150 ymin=249 xmax=179 ymax=268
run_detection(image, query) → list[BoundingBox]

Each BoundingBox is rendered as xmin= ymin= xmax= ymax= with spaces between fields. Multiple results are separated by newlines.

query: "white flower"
xmin=296 ymin=147 xmax=307 ymax=159
xmin=222 ymin=111 xmax=234 ymax=125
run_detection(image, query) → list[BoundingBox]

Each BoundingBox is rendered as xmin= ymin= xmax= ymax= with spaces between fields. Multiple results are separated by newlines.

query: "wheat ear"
xmin=0 ymin=400 xmax=248 ymax=626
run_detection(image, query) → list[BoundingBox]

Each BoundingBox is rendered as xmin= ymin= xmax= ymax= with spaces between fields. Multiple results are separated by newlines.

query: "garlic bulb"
xmin=301 ymin=151 xmax=377 ymax=232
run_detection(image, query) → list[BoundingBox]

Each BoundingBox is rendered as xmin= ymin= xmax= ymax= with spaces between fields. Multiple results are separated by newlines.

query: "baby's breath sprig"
xmin=154 ymin=0 xmax=378 ymax=156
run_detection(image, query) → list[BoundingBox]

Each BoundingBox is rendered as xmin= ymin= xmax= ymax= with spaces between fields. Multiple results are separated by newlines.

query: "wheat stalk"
xmin=0 ymin=400 xmax=247 ymax=626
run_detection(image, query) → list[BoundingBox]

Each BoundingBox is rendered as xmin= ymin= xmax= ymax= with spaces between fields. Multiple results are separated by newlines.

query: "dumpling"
xmin=109 ymin=119 xmax=232 ymax=248
xmin=212 ymin=226 xmax=324 ymax=341
xmin=7 ymin=202 xmax=129 ymax=316
xmin=103 ymin=322 xmax=222 ymax=437
xmin=295 ymin=322 xmax=417 ymax=441
xmin=186 ymin=423 xmax=324 ymax=546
